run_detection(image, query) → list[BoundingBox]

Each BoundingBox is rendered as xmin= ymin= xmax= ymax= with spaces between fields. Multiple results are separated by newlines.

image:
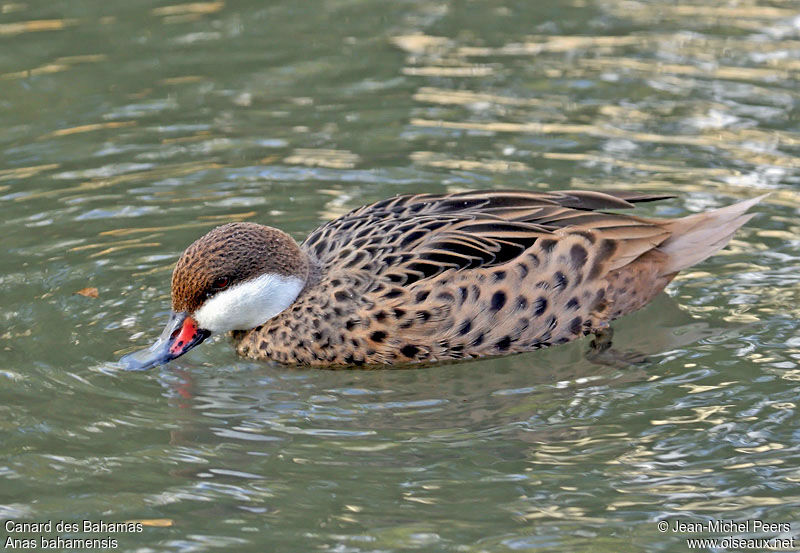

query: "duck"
xmin=120 ymin=189 xmax=763 ymax=370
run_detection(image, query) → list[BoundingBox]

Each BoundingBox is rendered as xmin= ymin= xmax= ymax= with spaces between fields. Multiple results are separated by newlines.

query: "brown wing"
xmin=301 ymin=189 xmax=674 ymax=284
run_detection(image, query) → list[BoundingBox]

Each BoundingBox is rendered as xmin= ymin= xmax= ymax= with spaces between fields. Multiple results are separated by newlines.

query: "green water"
xmin=2 ymin=0 xmax=799 ymax=551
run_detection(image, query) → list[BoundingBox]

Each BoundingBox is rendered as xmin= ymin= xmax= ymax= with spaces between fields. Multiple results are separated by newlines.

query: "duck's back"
xmin=233 ymin=190 xmax=757 ymax=366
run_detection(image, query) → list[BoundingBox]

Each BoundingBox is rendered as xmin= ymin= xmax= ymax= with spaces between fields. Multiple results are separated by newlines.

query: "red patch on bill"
xmin=170 ymin=317 xmax=199 ymax=355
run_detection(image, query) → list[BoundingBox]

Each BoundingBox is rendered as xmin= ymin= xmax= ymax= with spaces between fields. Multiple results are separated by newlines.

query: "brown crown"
xmin=171 ymin=222 xmax=309 ymax=313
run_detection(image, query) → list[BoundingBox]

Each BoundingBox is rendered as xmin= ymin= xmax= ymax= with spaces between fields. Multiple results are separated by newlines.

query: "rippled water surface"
xmin=2 ymin=0 xmax=800 ymax=551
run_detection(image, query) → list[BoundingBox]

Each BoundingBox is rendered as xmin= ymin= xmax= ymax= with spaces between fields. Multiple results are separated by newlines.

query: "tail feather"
xmin=658 ymin=194 xmax=766 ymax=275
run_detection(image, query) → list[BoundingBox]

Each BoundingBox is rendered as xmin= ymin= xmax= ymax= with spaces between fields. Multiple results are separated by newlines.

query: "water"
xmin=2 ymin=0 xmax=799 ymax=551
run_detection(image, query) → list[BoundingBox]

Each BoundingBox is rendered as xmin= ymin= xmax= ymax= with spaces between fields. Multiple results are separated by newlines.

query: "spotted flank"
xmin=121 ymin=189 xmax=763 ymax=370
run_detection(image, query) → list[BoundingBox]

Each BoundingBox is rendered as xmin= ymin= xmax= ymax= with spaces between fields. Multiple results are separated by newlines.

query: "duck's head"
xmin=121 ymin=222 xmax=309 ymax=371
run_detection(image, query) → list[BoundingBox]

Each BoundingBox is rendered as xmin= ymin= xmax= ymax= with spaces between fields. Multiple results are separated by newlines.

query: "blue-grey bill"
xmin=119 ymin=312 xmax=209 ymax=371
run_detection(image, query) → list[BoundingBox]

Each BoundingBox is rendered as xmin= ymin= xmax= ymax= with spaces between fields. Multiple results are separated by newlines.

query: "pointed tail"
xmin=658 ymin=194 xmax=767 ymax=275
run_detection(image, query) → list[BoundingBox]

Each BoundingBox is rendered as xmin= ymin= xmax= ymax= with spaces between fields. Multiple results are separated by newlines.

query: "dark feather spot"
xmin=493 ymin=270 xmax=506 ymax=282
xmin=458 ymin=320 xmax=472 ymax=335
xmin=570 ymin=244 xmax=588 ymax=268
xmin=495 ymin=336 xmax=512 ymax=351
xmin=533 ymin=297 xmax=548 ymax=317
xmin=517 ymin=296 xmax=528 ymax=310
xmin=393 ymin=308 xmax=406 ymax=319
xmin=400 ymin=344 xmax=419 ymax=358
xmin=566 ymin=297 xmax=580 ymax=310
xmin=314 ymin=242 xmax=329 ymax=257
xmin=459 ymin=286 xmax=468 ymax=302
xmin=569 ymin=316 xmax=583 ymax=335
xmin=370 ymin=331 xmax=386 ymax=343
xmin=415 ymin=290 xmax=430 ymax=303
xmin=491 ymin=291 xmax=506 ymax=311
xmin=554 ymin=271 xmax=568 ymax=291
xmin=334 ymin=290 xmax=349 ymax=302
xmin=472 ymin=333 xmax=484 ymax=347
xmin=437 ymin=291 xmax=455 ymax=302
xmin=344 ymin=354 xmax=364 ymax=366
xmin=589 ymin=239 xmax=618 ymax=279
xmin=595 ymin=288 xmax=606 ymax=302
xmin=540 ymin=239 xmax=557 ymax=253
xmin=342 ymin=250 xmax=367 ymax=268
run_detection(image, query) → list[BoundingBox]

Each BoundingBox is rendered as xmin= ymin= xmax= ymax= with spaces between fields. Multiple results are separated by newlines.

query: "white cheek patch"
xmin=193 ymin=273 xmax=305 ymax=333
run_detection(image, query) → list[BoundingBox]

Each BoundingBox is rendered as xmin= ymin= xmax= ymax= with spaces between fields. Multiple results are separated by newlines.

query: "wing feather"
xmin=301 ymin=189 xmax=674 ymax=284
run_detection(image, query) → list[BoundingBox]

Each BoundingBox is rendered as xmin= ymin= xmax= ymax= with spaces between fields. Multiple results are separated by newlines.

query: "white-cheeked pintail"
xmin=121 ymin=189 xmax=763 ymax=370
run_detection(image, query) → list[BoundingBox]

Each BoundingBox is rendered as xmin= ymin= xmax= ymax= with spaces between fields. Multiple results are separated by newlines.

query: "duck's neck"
xmin=299 ymin=251 xmax=322 ymax=296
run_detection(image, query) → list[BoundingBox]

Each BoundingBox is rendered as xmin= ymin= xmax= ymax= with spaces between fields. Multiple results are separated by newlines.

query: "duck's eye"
xmin=212 ymin=277 xmax=230 ymax=290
